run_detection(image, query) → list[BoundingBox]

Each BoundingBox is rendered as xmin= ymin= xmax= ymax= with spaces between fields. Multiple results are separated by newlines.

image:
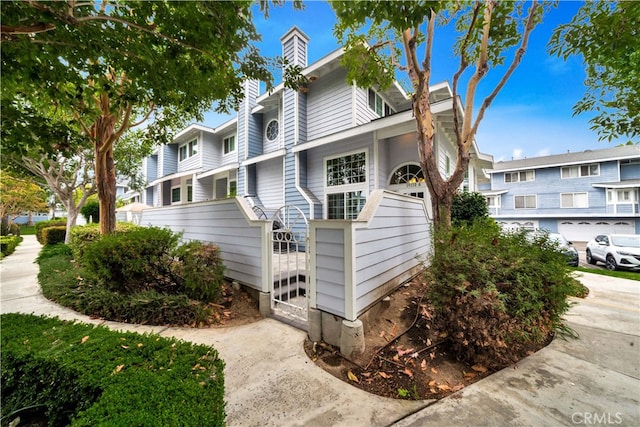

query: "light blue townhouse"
xmin=139 ymin=27 xmax=492 ymax=355
xmin=483 ymin=144 xmax=640 ymax=243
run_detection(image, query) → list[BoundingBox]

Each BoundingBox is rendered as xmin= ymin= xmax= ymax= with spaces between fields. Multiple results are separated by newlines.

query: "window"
xmin=504 ymin=170 xmax=534 ymax=183
xmin=561 ymin=164 xmax=599 ymax=178
xmin=607 ymin=189 xmax=636 ymax=204
xmin=187 ymin=179 xmax=193 ymax=202
xmin=171 ymin=186 xmax=181 ymax=204
xmin=368 ymin=88 xmax=394 ymax=117
xmin=390 ymin=164 xmax=424 ymax=185
xmin=326 ymin=152 xmax=366 ymax=187
xmin=486 ymin=196 xmax=500 ymax=207
xmin=445 ymin=155 xmax=451 ymax=175
xmin=223 ymin=135 xmax=236 ymax=154
xmin=514 ymin=195 xmax=536 ymax=209
xmin=179 ymin=139 xmax=198 ymax=161
xmin=561 ymin=192 xmax=588 ymax=208
xmin=265 ymin=120 xmax=279 ymax=142
xmin=327 ymin=191 xmax=367 ymax=219
xmin=326 ymin=151 xmax=368 ymax=219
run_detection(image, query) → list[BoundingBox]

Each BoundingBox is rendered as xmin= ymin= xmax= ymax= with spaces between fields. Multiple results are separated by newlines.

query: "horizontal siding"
xmin=256 ymin=158 xmax=284 ymax=209
xmin=354 ymin=86 xmax=377 ymax=126
xmin=195 ymin=177 xmax=213 ymax=201
xmin=202 ymin=133 xmax=221 ymax=171
xmin=140 ymin=199 xmax=266 ymax=291
xmin=354 ymin=194 xmax=431 ymax=316
xmin=263 ymin=109 xmax=281 ymax=154
xmin=145 ymin=155 xmax=158 ymax=182
xmin=162 ymin=145 xmax=178 ymax=176
xmin=307 ymin=68 xmax=353 ymax=141
xmin=313 ymin=227 xmax=346 ymax=317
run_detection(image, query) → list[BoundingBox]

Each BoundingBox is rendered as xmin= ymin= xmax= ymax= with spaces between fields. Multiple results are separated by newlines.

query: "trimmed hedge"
xmin=1 ymin=313 xmax=226 ymax=427
xmin=35 ymin=219 xmax=67 ymax=244
xmin=0 ymin=235 xmax=23 ymax=258
xmin=42 ymin=226 xmax=67 ymax=246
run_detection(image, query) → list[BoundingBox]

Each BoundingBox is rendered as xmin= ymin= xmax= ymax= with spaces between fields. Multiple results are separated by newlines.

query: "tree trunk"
xmin=95 ymin=136 xmax=117 ymax=235
xmin=28 ymin=211 xmax=34 ymax=226
xmin=64 ymin=202 xmax=79 ymax=244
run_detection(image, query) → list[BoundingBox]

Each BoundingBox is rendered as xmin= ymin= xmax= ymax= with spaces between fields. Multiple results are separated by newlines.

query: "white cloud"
xmin=512 ymin=148 xmax=524 ymax=160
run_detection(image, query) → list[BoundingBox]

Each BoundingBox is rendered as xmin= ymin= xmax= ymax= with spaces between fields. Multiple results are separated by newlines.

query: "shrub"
xmin=69 ymin=222 xmax=140 ymax=261
xmin=427 ymin=220 xmax=579 ymax=369
xmin=451 ymin=191 xmax=489 ymax=226
xmin=82 ymin=227 xmax=179 ymax=293
xmin=80 ymin=200 xmax=100 ymax=223
xmin=37 ymin=246 xmax=213 ymax=326
xmin=0 ymin=236 xmax=23 ymax=258
xmin=35 ymin=219 xmax=67 ymax=244
xmin=1 ymin=313 xmax=226 ymax=426
xmin=42 ymin=226 xmax=67 ymax=246
xmin=174 ymin=241 xmax=225 ymax=302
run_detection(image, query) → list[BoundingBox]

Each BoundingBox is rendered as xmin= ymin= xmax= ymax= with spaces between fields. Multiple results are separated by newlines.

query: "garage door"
xmin=558 ymin=220 xmax=636 ymax=242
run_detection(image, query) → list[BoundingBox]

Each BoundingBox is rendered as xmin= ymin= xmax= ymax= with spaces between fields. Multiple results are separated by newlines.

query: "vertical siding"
xmin=307 ymin=68 xmax=354 ymax=140
xmin=140 ymin=199 xmax=268 ymax=291
xmin=353 ymin=193 xmax=431 ymax=315
xmin=256 ymin=158 xmax=284 ymax=209
xmin=312 ymin=227 xmax=346 ymax=317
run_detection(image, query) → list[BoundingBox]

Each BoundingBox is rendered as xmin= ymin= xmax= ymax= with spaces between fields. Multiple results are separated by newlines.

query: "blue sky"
xmin=203 ymin=1 xmax=618 ymax=162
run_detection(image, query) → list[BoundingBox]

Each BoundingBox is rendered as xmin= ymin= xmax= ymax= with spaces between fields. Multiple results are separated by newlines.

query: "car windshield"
xmin=549 ymin=234 xmax=568 ymax=246
xmin=611 ymin=236 xmax=640 ymax=248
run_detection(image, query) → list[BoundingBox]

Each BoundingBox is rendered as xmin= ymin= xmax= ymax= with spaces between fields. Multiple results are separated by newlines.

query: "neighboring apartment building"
xmin=483 ymin=145 xmax=640 ymax=242
xmin=140 ymin=26 xmax=491 ymax=221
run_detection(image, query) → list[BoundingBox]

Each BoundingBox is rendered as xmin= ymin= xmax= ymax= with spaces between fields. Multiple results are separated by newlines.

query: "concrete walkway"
xmin=1 ymin=235 xmax=639 ymax=426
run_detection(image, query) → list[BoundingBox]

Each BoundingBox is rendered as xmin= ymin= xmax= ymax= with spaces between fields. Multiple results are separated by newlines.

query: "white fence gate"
xmin=271 ymin=205 xmax=309 ymax=322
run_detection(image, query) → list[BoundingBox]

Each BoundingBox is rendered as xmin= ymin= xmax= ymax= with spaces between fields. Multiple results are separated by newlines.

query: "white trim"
xmin=265 ymin=119 xmax=279 ymax=143
xmin=560 ymin=192 xmax=589 ymax=209
xmin=560 ymin=163 xmax=600 ymax=179
xmin=149 ymin=169 xmax=202 ymax=186
xmin=223 ymin=134 xmax=237 ymax=155
xmin=170 ymin=185 xmax=182 ymax=204
xmin=351 ymin=82 xmax=357 ymax=127
xmin=295 ymin=152 xmax=316 ymax=220
xmin=242 ymin=149 xmax=286 ymax=167
xmin=173 ymin=124 xmax=215 ymax=141
xmin=196 ymin=163 xmax=239 ymax=179
xmin=373 ymin=131 xmax=379 ymax=190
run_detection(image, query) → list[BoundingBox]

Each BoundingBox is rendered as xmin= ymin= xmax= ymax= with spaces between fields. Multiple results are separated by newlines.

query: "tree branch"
xmin=470 ymin=0 xmax=539 ymax=142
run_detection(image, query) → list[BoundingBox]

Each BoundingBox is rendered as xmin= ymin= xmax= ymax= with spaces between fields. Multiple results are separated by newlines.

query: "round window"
xmin=266 ymin=119 xmax=279 ymax=142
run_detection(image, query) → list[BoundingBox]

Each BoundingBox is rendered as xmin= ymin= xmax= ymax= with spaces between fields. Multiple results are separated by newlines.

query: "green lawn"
xmin=573 ymin=266 xmax=640 ymax=281
xmin=19 ymin=225 xmax=36 ymax=235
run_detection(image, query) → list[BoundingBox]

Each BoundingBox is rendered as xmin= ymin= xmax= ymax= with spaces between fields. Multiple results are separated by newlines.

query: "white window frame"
xmin=223 ymin=135 xmax=236 ymax=155
xmin=178 ymin=138 xmax=198 ymax=162
xmin=561 ymin=163 xmax=600 ymax=179
xmin=504 ymin=170 xmax=535 ymax=183
xmin=368 ymin=88 xmax=394 ymax=117
xmin=265 ymin=119 xmax=279 ymax=143
xmin=487 ymin=196 xmax=501 ymax=208
xmin=324 ymin=150 xmax=368 ymax=219
xmin=171 ymin=185 xmax=182 ymax=204
xmin=514 ymin=194 xmax=536 ymax=209
xmin=560 ymin=192 xmax=588 ymax=208
xmin=186 ymin=179 xmax=193 ymax=203
xmin=607 ymin=188 xmax=637 ymax=204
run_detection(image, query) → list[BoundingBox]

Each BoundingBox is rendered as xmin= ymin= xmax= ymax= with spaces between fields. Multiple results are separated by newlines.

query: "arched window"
xmin=389 ymin=163 xmax=424 ymax=185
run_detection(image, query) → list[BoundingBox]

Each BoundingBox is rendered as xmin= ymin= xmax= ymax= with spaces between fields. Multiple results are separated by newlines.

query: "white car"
xmin=585 ymin=234 xmax=640 ymax=271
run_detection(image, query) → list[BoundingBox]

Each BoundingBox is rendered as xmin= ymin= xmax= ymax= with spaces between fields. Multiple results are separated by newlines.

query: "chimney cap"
xmin=280 ymin=26 xmax=310 ymax=43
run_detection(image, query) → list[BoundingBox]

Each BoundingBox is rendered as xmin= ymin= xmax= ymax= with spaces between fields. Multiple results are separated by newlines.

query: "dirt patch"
xmin=304 ymin=276 xmax=547 ymax=400
xmin=200 ymin=281 xmax=262 ymax=327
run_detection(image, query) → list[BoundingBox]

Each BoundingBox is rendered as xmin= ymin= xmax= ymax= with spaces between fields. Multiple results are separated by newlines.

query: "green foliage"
xmin=1 ymin=313 xmax=226 ymax=426
xmin=427 ymin=220 xmax=580 ymax=369
xmin=80 ymin=200 xmax=99 ymax=224
xmin=35 ymin=243 xmax=73 ymax=262
xmin=35 ymin=219 xmax=67 ymax=244
xmin=174 ymin=241 xmax=225 ymax=302
xmin=549 ymin=1 xmax=640 ymax=142
xmin=1 ymin=221 xmax=20 ymax=236
xmin=82 ymin=227 xmax=179 ymax=293
xmin=19 ymin=224 xmax=36 ymax=235
xmin=0 ymin=235 xmax=23 ymax=258
xmin=69 ymin=222 xmax=140 ymax=261
xmin=451 ymin=191 xmax=489 ymax=226
xmin=42 ymin=226 xmax=66 ymax=246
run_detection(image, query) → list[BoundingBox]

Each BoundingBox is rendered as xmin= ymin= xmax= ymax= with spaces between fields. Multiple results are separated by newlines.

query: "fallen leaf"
xmin=378 ymin=371 xmax=391 ymax=379
xmin=402 ymin=368 xmax=414 ymax=378
xmin=430 ymin=352 xmax=436 ymax=360
xmin=421 ymin=359 xmax=427 ymax=371
xmin=426 ymin=338 xmax=432 ymax=346
xmin=397 ymin=348 xmax=415 ymax=357
xmin=452 ymin=384 xmax=465 ymax=392
xmin=379 ymin=330 xmax=386 ymax=338
xmin=81 ymin=336 xmax=89 ymax=344
xmin=431 ymin=367 xmax=438 ymax=374
xmin=437 ymin=384 xmax=452 ymax=391
xmin=463 ymin=371 xmax=477 ymax=380
xmin=112 ymin=365 xmax=124 ymax=375
xmin=428 ymin=380 xmax=436 ymax=387
xmin=393 ymin=354 xmax=400 ymax=362
xmin=137 ymin=343 xmax=143 ymax=348
xmin=347 ymin=370 xmax=359 ymax=383
xmin=121 ymin=345 xmax=129 ymax=349
xmin=471 ymin=364 xmax=487 ymax=373
xmin=361 ymin=372 xmax=371 ymax=378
